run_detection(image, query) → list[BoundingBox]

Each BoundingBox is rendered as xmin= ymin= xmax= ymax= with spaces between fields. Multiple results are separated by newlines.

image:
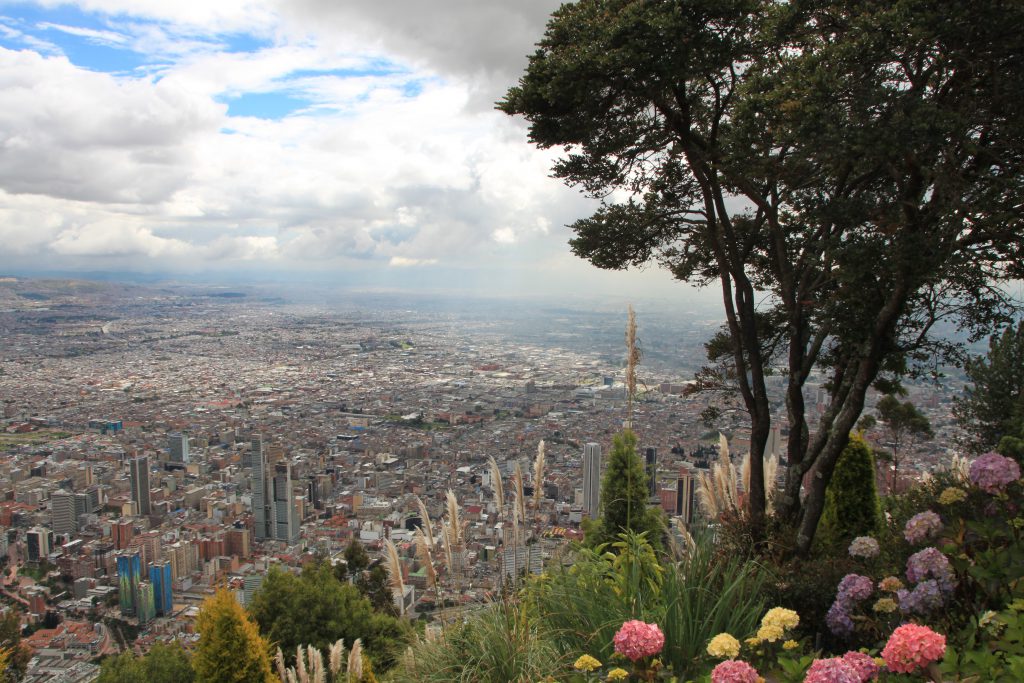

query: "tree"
xmin=955 ymin=322 xmax=1024 ymax=457
xmin=193 ymin=587 xmax=274 ymax=683
xmin=501 ymin=0 xmax=1024 ymax=553
xmin=142 ymin=642 xmax=194 ymax=683
xmin=0 ymin=610 xmax=29 ymax=682
xmin=587 ymin=430 xmax=664 ymax=551
xmin=817 ymin=434 xmax=882 ymax=549
xmin=339 ymin=540 xmax=371 ymax=582
xmin=875 ymin=395 xmax=934 ymax=492
xmin=96 ymin=652 xmax=144 ymax=683
xmin=356 ymin=565 xmax=398 ymax=617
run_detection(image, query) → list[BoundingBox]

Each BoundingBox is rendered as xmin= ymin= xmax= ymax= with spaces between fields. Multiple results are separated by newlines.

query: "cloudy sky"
xmin=0 ymin=0 xmax=699 ymax=300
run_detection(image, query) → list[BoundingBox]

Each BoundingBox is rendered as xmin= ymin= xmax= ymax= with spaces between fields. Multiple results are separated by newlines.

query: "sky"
xmin=0 ymin=0 xmax=705 ymax=302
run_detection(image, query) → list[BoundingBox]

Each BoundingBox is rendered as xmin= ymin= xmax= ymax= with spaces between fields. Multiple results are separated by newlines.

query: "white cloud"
xmin=389 ymin=256 xmax=437 ymax=267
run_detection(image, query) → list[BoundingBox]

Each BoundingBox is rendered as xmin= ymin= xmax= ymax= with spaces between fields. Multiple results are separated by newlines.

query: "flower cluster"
xmin=606 ymin=668 xmax=629 ymax=681
xmin=842 ymin=651 xmax=881 ymax=681
xmin=710 ymin=659 xmax=760 ymax=683
xmin=969 ymin=452 xmax=1021 ymax=494
xmin=573 ymin=654 xmax=601 ymax=672
xmin=903 ymin=511 xmax=943 ymax=544
xmin=872 ymin=597 xmax=897 ymax=614
xmin=755 ymin=606 xmax=799 ymax=643
xmin=938 ymin=486 xmax=967 ymax=505
xmin=612 ymin=620 xmax=664 ymax=662
xmin=827 ymin=575 xmax=873 ymax=637
xmin=905 ymin=547 xmax=955 ymax=593
xmin=803 ymin=657 xmax=860 ymax=683
xmin=881 ymin=624 xmax=946 ymax=673
xmin=878 ymin=576 xmax=904 ymax=593
xmin=848 ymin=536 xmax=880 ymax=559
xmin=707 ymin=633 xmax=740 ymax=659
xmin=897 ymin=579 xmax=944 ymax=615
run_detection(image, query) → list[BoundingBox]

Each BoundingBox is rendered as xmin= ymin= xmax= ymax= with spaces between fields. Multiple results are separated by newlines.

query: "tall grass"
xmin=657 ymin=529 xmax=769 ymax=679
xmin=392 ymin=600 xmax=562 ymax=683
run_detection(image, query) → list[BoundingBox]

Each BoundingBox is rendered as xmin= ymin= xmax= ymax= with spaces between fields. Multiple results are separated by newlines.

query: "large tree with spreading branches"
xmin=501 ymin=0 xmax=1024 ymax=552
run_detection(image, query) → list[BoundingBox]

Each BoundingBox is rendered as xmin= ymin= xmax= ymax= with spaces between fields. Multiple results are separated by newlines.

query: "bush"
xmin=817 ymin=434 xmax=882 ymax=551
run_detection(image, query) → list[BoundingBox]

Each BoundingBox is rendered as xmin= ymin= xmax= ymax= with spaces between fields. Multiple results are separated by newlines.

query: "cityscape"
xmin=0 ymin=275 xmax=968 ymax=681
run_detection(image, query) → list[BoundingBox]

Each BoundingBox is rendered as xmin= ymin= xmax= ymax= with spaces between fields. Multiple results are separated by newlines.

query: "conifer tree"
xmin=588 ymin=429 xmax=663 ymax=551
xmin=193 ymin=587 xmax=274 ymax=683
xmin=817 ymin=434 xmax=882 ymax=550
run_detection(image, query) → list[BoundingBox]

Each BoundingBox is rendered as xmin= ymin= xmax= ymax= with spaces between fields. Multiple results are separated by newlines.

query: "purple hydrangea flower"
xmin=969 ymin=452 xmax=1021 ymax=494
xmin=848 ymin=536 xmax=880 ymax=559
xmin=906 ymin=547 xmax=956 ymax=593
xmin=897 ymin=579 xmax=945 ymax=615
xmin=826 ymin=601 xmax=855 ymax=637
xmin=904 ymin=510 xmax=943 ymax=544
xmin=837 ymin=574 xmax=874 ymax=602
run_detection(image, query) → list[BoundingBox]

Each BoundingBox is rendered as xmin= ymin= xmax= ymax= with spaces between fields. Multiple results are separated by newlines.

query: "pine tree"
xmin=955 ymin=322 xmax=1024 ymax=458
xmin=193 ymin=588 xmax=274 ymax=683
xmin=817 ymin=434 xmax=882 ymax=550
xmin=588 ymin=430 xmax=663 ymax=551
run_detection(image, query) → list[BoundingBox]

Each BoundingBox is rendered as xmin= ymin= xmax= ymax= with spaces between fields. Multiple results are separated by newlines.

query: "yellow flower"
xmin=938 ymin=487 xmax=967 ymax=505
xmin=607 ymin=668 xmax=629 ymax=681
xmin=872 ymin=598 xmax=897 ymax=614
xmin=756 ymin=623 xmax=785 ymax=643
xmin=745 ymin=637 xmax=761 ymax=647
xmin=573 ymin=655 xmax=602 ymax=672
xmin=707 ymin=633 xmax=741 ymax=659
xmin=782 ymin=640 xmax=799 ymax=650
xmin=874 ymin=657 xmax=886 ymax=667
xmin=761 ymin=607 xmax=800 ymax=631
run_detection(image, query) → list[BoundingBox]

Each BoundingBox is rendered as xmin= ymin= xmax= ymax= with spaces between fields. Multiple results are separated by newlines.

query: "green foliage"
xmin=356 ymin=565 xmax=398 ymax=617
xmin=941 ymin=602 xmax=1024 ymax=683
xmin=0 ymin=611 xmax=29 ymax=682
xmin=194 ymin=587 xmax=274 ymax=683
xmin=817 ymin=434 xmax=883 ymax=550
xmin=391 ymin=600 xmax=562 ymax=683
xmin=587 ymin=430 xmax=664 ymax=551
xmin=248 ymin=561 xmax=409 ymax=672
xmin=956 ymin=322 xmax=1024 ymax=458
xmin=338 ymin=540 xmax=370 ymax=581
xmin=96 ymin=643 xmax=193 ymax=683
xmin=656 ymin=529 xmax=769 ymax=680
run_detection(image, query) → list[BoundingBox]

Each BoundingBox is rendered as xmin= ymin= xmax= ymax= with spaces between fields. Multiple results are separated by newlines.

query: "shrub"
xmin=817 ymin=435 xmax=882 ymax=550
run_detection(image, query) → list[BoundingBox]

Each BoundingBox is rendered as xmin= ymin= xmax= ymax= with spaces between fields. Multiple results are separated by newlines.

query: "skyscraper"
xmin=644 ymin=447 xmax=658 ymax=497
xmin=129 ymin=456 xmax=151 ymax=516
xmin=149 ymin=560 xmax=173 ymax=616
xmin=582 ymin=443 xmax=602 ymax=518
xmin=273 ymin=462 xmax=299 ymax=544
xmin=169 ymin=432 xmax=190 ymax=464
xmin=252 ymin=436 xmax=272 ymax=541
xmin=51 ymin=489 xmax=77 ymax=535
xmin=676 ymin=466 xmax=697 ymax=526
xmin=117 ymin=551 xmax=142 ymax=617
xmin=26 ymin=528 xmax=51 ymax=563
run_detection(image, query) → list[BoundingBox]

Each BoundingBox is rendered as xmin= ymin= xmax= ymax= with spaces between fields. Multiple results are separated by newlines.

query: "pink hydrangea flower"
xmin=842 ymin=651 xmax=880 ymax=682
xmin=710 ymin=659 xmax=760 ymax=683
xmin=881 ymin=624 xmax=946 ymax=673
xmin=612 ymin=620 xmax=664 ymax=661
xmin=803 ymin=657 xmax=860 ymax=683
xmin=903 ymin=511 xmax=942 ymax=544
xmin=969 ymin=452 xmax=1021 ymax=494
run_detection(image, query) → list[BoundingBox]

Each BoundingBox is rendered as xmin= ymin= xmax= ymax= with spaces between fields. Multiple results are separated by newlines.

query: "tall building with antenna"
xmin=582 ymin=443 xmax=602 ymax=518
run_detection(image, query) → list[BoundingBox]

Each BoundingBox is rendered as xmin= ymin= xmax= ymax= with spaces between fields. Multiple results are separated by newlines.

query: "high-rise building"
xmin=112 ymin=520 xmax=134 ymax=550
xmin=273 ymin=462 xmax=299 ymax=544
xmin=50 ymin=490 xmax=77 ymax=535
xmin=137 ymin=580 xmax=156 ymax=624
xmin=169 ymin=432 xmax=190 ymax=464
xmin=116 ymin=551 xmax=142 ymax=617
xmin=244 ymin=433 xmax=262 ymax=470
xmin=26 ymin=528 xmax=52 ymax=563
xmin=129 ymin=456 xmax=151 ymax=516
xmin=676 ymin=466 xmax=697 ymax=526
xmin=252 ymin=436 xmax=272 ymax=541
xmin=149 ymin=561 xmax=173 ymax=616
xmin=644 ymin=447 xmax=658 ymax=497
xmin=582 ymin=443 xmax=602 ymax=518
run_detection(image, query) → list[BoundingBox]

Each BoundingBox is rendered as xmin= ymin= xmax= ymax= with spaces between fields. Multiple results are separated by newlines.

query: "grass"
xmin=0 ymin=430 xmax=73 ymax=448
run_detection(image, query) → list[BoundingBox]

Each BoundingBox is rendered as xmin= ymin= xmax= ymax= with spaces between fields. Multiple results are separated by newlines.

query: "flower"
xmin=612 ymin=620 xmax=664 ymax=662
xmin=756 ymin=623 xmax=785 ymax=643
xmin=783 ymin=640 xmax=800 ymax=650
xmin=903 ymin=511 xmax=943 ymax=544
xmin=707 ymin=633 xmax=741 ymax=659
xmin=878 ymin=576 xmax=904 ymax=592
xmin=872 ymin=597 xmax=897 ymax=614
xmin=881 ymin=624 xmax=946 ymax=673
xmin=905 ymin=547 xmax=956 ymax=593
xmin=848 ymin=536 xmax=880 ymax=559
xmin=969 ymin=452 xmax=1021 ymax=494
xmin=842 ymin=651 xmax=881 ymax=681
xmin=897 ymin=580 xmax=944 ymax=615
xmin=803 ymin=657 xmax=860 ymax=683
xmin=938 ymin=487 xmax=967 ymax=505
xmin=826 ymin=602 xmax=854 ymax=637
xmin=710 ymin=659 xmax=760 ymax=683
xmin=606 ymin=668 xmax=629 ymax=681
xmin=837 ymin=574 xmax=874 ymax=602
xmin=744 ymin=637 xmax=761 ymax=647
xmin=761 ymin=607 xmax=800 ymax=630
xmin=574 ymin=654 xmax=602 ymax=672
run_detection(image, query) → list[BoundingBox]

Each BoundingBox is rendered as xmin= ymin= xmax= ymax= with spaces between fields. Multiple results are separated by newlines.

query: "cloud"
xmin=389 ymin=256 xmax=437 ymax=267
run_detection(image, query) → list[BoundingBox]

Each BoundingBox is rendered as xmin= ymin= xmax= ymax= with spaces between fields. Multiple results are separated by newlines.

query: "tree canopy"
xmin=194 ymin=587 xmax=274 ymax=683
xmin=955 ymin=321 xmax=1024 ymax=458
xmin=501 ymin=0 xmax=1024 ymax=552
xmin=587 ymin=429 xmax=664 ymax=550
